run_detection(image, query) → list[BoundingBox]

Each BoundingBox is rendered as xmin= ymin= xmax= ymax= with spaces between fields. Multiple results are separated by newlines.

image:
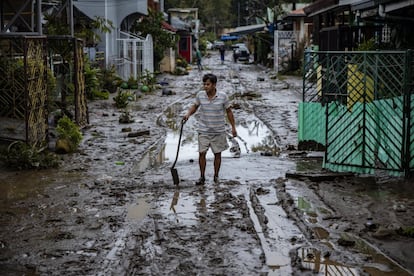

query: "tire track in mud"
xmin=124 ymin=183 xmax=265 ymax=275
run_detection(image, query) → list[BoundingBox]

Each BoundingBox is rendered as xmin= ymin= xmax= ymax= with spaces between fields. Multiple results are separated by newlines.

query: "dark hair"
xmin=202 ymin=73 xmax=217 ymax=84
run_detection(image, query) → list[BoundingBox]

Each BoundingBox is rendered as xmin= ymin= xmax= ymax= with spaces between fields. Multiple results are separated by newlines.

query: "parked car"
xmin=213 ymin=40 xmax=225 ymax=50
xmin=232 ymin=43 xmax=250 ymax=62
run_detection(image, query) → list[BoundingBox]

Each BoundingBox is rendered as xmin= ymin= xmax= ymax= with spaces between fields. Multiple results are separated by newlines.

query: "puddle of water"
xmin=0 ymin=170 xmax=81 ymax=202
xmin=126 ymin=197 xmax=151 ymax=220
xmin=164 ymin=119 xmax=276 ymax=162
xmin=313 ymin=226 xmax=329 ymax=240
xmin=164 ymin=103 xmax=184 ymax=130
xmin=131 ymin=146 xmax=166 ymax=173
xmin=298 ymin=247 xmax=360 ymax=275
xmin=244 ymin=191 xmax=293 ymax=275
xmin=159 ymin=190 xmax=205 ymax=225
xmin=295 ymin=159 xmax=323 ymax=172
xmin=354 ymin=236 xmax=413 ymax=276
xmin=266 ymin=252 xmax=291 ymax=272
xmin=297 ymin=196 xmax=320 ymax=224
xmin=131 ymin=151 xmax=152 ymax=173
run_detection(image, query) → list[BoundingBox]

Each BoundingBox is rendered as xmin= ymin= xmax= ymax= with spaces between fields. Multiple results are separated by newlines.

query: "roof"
xmin=162 ymin=21 xmax=176 ymax=33
xmin=226 ymin=24 xmax=267 ymax=36
xmin=304 ymin=0 xmax=355 ymax=16
xmin=304 ymin=0 xmax=338 ymax=15
xmin=170 ymin=16 xmax=191 ymax=31
xmin=283 ymin=8 xmax=306 ymax=20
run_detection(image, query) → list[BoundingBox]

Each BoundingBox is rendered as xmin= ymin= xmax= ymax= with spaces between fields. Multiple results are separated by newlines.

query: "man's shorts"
xmin=198 ymin=133 xmax=229 ymax=154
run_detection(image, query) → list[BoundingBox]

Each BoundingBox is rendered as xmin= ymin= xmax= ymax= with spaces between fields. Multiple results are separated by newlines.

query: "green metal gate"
xmin=300 ymin=50 xmax=414 ymax=176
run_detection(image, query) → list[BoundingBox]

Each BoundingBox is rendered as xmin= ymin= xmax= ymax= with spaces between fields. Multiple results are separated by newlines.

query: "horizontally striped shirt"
xmin=195 ymin=90 xmax=230 ymax=134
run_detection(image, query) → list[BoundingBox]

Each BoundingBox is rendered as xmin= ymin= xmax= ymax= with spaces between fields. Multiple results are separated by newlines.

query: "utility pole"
xmin=238 ymin=1 xmax=240 ymax=27
xmin=69 ymin=0 xmax=74 ymax=36
xmin=37 ymin=0 xmax=42 ymax=35
xmin=273 ymin=5 xmax=278 ymax=73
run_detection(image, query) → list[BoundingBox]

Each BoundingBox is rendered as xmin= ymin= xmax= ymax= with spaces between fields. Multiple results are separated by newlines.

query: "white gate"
xmin=116 ymin=31 xmax=154 ymax=81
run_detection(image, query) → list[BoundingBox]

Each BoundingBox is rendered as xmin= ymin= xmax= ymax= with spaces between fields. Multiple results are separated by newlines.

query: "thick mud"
xmin=0 ymin=51 xmax=413 ymax=275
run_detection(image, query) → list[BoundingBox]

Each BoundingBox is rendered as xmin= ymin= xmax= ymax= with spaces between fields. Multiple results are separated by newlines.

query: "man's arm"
xmin=183 ymin=104 xmax=199 ymax=122
xmin=226 ymin=108 xmax=237 ymax=137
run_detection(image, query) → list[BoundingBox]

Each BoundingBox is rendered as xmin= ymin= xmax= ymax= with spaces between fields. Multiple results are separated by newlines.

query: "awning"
xmin=304 ymin=0 xmax=354 ymax=17
xmin=226 ymin=24 xmax=266 ymax=36
xmin=220 ymin=35 xmax=239 ymax=41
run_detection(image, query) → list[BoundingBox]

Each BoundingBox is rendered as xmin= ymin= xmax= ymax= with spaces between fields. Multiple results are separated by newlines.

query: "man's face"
xmin=203 ymin=79 xmax=216 ymax=93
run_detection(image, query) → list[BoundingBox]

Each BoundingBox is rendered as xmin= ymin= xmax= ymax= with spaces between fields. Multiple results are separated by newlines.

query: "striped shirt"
xmin=195 ymin=90 xmax=230 ymax=134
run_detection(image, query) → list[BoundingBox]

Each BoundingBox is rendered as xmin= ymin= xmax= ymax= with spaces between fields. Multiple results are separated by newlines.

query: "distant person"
xmin=195 ymin=47 xmax=203 ymax=71
xmin=183 ymin=73 xmax=237 ymax=185
xmin=219 ymin=44 xmax=225 ymax=64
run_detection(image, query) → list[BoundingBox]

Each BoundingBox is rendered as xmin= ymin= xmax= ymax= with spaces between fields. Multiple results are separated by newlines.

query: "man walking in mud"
xmin=183 ymin=73 xmax=237 ymax=185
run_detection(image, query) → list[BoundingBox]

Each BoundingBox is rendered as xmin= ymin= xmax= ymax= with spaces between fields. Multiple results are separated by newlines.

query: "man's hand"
xmin=232 ymin=128 xmax=237 ymax=138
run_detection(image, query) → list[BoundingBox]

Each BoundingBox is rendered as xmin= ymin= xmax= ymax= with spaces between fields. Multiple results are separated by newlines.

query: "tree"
xmin=165 ymin=0 xmax=233 ymax=33
xmin=76 ymin=16 xmax=114 ymax=47
xmin=44 ymin=12 xmax=113 ymax=47
xmin=130 ymin=9 xmax=177 ymax=69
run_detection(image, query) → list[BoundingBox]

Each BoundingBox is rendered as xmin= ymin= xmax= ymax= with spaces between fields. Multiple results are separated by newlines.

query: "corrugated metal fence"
xmin=299 ymin=50 xmax=414 ymax=177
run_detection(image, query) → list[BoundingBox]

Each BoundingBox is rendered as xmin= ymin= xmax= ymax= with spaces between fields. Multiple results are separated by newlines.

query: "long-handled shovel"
xmin=171 ymin=120 xmax=184 ymax=185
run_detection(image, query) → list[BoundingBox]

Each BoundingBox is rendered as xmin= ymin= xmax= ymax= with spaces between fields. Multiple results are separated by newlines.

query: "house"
xmin=159 ymin=21 xmax=177 ymax=73
xmin=167 ymin=8 xmax=199 ymax=64
xmin=0 ymin=0 xmax=163 ymax=146
xmin=282 ymin=8 xmax=313 ymax=48
xmin=303 ymin=0 xmax=414 ymax=51
xmin=73 ymin=0 xmax=154 ymax=80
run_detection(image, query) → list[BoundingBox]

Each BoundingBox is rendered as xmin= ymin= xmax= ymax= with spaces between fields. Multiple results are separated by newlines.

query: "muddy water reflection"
xmin=298 ymin=247 xmax=359 ymax=275
xmin=127 ymin=197 xmax=151 ymax=220
xmin=161 ymin=190 xmax=202 ymax=225
xmin=164 ymin=119 xmax=276 ymax=161
xmin=0 ymin=170 xmax=84 ymax=202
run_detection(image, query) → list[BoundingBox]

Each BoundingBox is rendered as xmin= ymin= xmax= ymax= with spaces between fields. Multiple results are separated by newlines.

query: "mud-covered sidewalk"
xmin=1 ymin=51 xmax=413 ymax=275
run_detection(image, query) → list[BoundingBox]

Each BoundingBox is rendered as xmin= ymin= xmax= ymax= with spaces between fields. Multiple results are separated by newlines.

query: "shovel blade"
xmin=171 ymin=168 xmax=179 ymax=185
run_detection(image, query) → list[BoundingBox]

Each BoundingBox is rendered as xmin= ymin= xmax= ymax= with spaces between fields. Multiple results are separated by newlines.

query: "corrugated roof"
xmin=304 ymin=0 xmax=338 ymax=15
xmin=226 ymin=24 xmax=266 ymax=36
xmin=304 ymin=0 xmax=354 ymax=17
xmin=162 ymin=21 xmax=176 ymax=32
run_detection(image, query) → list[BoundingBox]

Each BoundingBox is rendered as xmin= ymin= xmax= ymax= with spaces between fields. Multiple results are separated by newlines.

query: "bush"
xmin=127 ymin=76 xmax=138 ymax=89
xmin=176 ymin=56 xmax=188 ymax=68
xmin=0 ymin=141 xmax=59 ymax=170
xmin=93 ymin=90 xmax=110 ymax=100
xmin=100 ymin=66 xmax=122 ymax=93
xmin=113 ymin=90 xmax=131 ymax=108
xmin=139 ymin=69 xmax=158 ymax=92
xmin=56 ymin=116 xmax=83 ymax=151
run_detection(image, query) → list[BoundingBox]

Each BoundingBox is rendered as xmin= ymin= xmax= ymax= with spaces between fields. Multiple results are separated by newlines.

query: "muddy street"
xmin=1 ymin=50 xmax=414 ymax=275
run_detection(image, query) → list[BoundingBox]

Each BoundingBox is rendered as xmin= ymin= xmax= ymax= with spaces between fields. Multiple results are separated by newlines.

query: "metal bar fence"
xmin=300 ymin=50 xmax=413 ymax=177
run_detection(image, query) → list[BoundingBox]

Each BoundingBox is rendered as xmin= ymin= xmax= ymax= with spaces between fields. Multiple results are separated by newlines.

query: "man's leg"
xmin=213 ymin=152 xmax=222 ymax=180
xmin=199 ymin=151 xmax=207 ymax=178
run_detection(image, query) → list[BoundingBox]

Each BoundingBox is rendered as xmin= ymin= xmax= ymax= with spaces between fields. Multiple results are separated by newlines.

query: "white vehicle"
xmin=232 ymin=43 xmax=250 ymax=62
xmin=206 ymin=41 xmax=213 ymax=50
